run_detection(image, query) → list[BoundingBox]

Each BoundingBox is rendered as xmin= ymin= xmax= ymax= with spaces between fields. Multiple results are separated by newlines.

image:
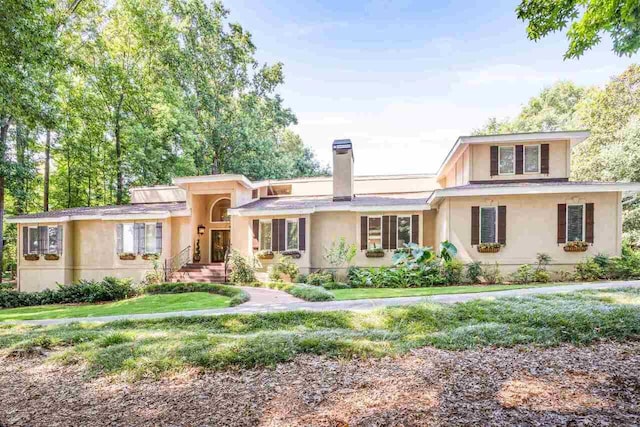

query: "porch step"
xmin=169 ymin=263 xmax=228 ymax=283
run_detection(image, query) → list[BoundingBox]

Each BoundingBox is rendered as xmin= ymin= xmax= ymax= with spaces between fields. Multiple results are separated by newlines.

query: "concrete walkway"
xmin=13 ymin=280 xmax=640 ymax=326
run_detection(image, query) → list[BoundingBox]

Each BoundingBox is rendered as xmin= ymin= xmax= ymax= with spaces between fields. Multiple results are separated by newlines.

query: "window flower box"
xmin=365 ymin=248 xmax=385 ymax=258
xmin=24 ymin=254 xmax=40 ymax=261
xmin=564 ymin=241 xmax=589 ymax=252
xmin=44 ymin=254 xmax=60 ymax=261
xmin=142 ymin=253 xmax=159 ymax=261
xmin=119 ymin=253 xmax=137 ymax=261
xmin=282 ymin=250 xmax=301 ymax=259
xmin=477 ymin=243 xmax=501 ymax=253
xmin=256 ymin=250 xmax=274 ymax=260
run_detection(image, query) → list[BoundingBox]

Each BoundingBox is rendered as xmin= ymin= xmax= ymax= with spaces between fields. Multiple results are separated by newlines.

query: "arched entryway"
xmin=209 ymin=198 xmax=231 ymax=263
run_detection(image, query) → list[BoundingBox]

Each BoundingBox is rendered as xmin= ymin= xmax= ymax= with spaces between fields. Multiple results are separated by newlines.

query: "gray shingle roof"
xmin=8 ymin=202 xmax=187 ymax=220
xmin=234 ymin=193 xmax=430 ymax=212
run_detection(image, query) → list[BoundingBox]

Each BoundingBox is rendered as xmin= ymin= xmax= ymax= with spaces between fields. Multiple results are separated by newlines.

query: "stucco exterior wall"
xmin=130 ymin=186 xmax=186 ymax=204
xmin=433 ymin=191 xmax=622 ymax=272
xmin=470 ymin=140 xmax=570 ymax=182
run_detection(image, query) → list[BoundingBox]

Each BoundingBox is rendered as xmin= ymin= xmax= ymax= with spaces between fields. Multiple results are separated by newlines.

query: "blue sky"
xmin=226 ymin=0 xmax=636 ymax=175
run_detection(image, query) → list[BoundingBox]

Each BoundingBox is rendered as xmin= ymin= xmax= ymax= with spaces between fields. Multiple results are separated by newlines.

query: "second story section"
xmin=436 ymin=131 xmax=590 ymax=188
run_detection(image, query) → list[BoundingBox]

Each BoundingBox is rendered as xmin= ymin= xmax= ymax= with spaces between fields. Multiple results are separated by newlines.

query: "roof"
xmin=6 ymin=202 xmax=189 ymax=223
xmin=230 ymin=193 xmax=431 ymax=216
xmin=436 ymin=130 xmax=591 ymax=180
xmin=173 ymin=174 xmax=254 ymax=189
xmin=427 ymin=181 xmax=640 ymax=205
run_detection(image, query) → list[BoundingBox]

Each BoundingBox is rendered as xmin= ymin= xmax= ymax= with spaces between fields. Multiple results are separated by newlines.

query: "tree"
xmin=517 ymin=0 xmax=640 ymax=59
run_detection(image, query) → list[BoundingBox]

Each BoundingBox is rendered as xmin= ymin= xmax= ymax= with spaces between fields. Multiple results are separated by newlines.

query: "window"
xmin=498 ymin=146 xmax=515 ymax=175
xmin=524 ymin=145 xmax=540 ymax=173
xmin=397 ymin=216 xmax=411 ymax=247
xmin=28 ymin=227 xmax=38 ymax=254
xmin=480 ymin=207 xmax=497 ymax=243
xmin=286 ymin=219 xmax=299 ymax=250
xmin=259 ymin=220 xmax=272 ymax=251
xmin=118 ymin=223 xmax=162 ymax=254
xmin=567 ymin=204 xmax=584 ymax=242
xmin=252 ymin=189 xmax=259 ymax=199
xmin=145 ymin=224 xmax=157 ymax=253
xmin=210 ymin=198 xmax=230 ymax=222
xmin=367 ymin=217 xmax=382 ymax=249
xmin=47 ymin=227 xmax=58 ymax=254
xmin=27 ymin=226 xmax=61 ymax=254
xmin=267 ymin=185 xmax=292 ymax=196
xmin=122 ymin=223 xmax=135 ymax=253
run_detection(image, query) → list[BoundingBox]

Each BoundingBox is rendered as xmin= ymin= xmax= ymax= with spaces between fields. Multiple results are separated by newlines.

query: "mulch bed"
xmin=1 ymin=342 xmax=640 ymax=426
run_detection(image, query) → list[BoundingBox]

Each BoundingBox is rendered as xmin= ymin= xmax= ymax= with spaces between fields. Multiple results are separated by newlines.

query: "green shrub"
xmin=294 ymin=273 xmax=308 ymax=283
xmin=574 ymin=258 xmax=604 ymax=281
xmin=533 ymin=269 xmax=551 ymax=283
xmin=482 ymin=263 xmax=503 ymax=284
xmin=0 ymin=282 xmax=16 ymax=291
xmin=442 ymin=259 xmax=464 ymax=285
xmin=593 ymin=253 xmax=610 ymax=271
xmin=465 ymin=262 xmax=483 ymax=284
xmin=511 ymin=264 xmax=534 ymax=284
xmin=307 ymin=271 xmax=334 ymax=286
xmin=321 ymin=281 xmax=351 ymax=290
xmin=142 ymin=282 xmax=249 ymax=306
xmin=228 ymin=250 xmax=256 ymax=284
xmin=347 ymin=265 xmax=446 ymax=288
xmin=269 ymin=256 xmax=299 ymax=282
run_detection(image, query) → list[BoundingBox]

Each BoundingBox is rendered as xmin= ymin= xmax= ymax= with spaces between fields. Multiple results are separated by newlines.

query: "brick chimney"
xmin=332 ymin=139 xmax=354 ymax=201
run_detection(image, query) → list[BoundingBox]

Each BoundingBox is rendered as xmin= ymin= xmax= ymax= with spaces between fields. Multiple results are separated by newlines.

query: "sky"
xmin=225 ymin=0 xmax=636 ymax=176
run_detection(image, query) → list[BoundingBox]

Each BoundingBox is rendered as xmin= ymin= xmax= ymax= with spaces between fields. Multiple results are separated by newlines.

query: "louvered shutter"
xmin=498 ymin=206 xmax=506 ymax=245
xmin=278 ymin=218 xmax=286 ymax=251
xmin=252 ymin=219 xmax=260 ymax=250
xmin=490 ymin=146 xmax=498 ymax=176
xmin=471 ymin=206 xmax=480 ymax=245
xmin=390 ymin=215 xmax=397 ymax=250
xmin=382 ymin=216 xmax=390 ymax=250
xmin=57 ymin=225 xmax=63 ymax=255
xmin=360 ymin=216 xmax=368 ymax=250
xmin=299 ymin=218 xmax=306 ymax=251
xmin=38 ymin=226 xmax=47 ymax=254
xmin=515 ymin=145 xmax=523 ymax=175
xmin=22 ymin=226 xmax=28 ymax=255
xmin=411 ymin=215 xmax=419 ymax=244
xmin=116 ymin=224 xmax=123 ymax=254
xmin=585 ymin=203 xmax=594 ymax=243
xmin=135 ymin=223 xmax=145 ymax=254
xmin=557 ymin=204 xmax=567 ymax=244
xmin=541 ymin=144 xmax=549 ymax=174
xmin=156 ymin=223 xmax=162 ymax=254
xmin=271 ymin=219 xmax=279 ymax=251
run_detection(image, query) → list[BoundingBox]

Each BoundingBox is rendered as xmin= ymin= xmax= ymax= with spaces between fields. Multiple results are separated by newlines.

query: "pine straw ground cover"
xmin=0 ymin=288 xmax=640 ymax=425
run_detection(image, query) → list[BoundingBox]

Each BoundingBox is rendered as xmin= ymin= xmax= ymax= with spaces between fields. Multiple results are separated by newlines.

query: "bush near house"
xmin=142 ymin=282 xmax=249 ymax=306
xmin=0 ymin=277 xmax=136 ymax=309
xmin=306 ymin=271 xmax=334 ymax=286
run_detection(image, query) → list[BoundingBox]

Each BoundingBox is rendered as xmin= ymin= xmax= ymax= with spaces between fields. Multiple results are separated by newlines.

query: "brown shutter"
xmin=382 ymin=216 xmax=390 ymax=250
xmin=471 ymin=206 xmax=480 ymax=245
xmin=390 ymin=215 xmax=397 ymax=250
xmin=515 ymin=145 xmax=523 ymax=175
xmin=490 ymin=146 xmax=498 ymax=176
xmin=299 ymin=218 xmax=306 ymax=251
xmin=22 ymin=226 xmax=28 ymax=255
xmin=585 ymin=203 xmax=594 ymax=243
xmin=57 ymin=225 xmax=63 ymax=255
xmin=411 ymin=215 xmax=419 ymax=244
xmin=278 ymin=218 xmax=286 ymax=251
xmin=38 ymin=226 xmax=47 ymax=254
xmin=360 ymin=216 xmax=368 ymax=250
xmin=252 ymin=219 xmax=259 ymax=250
xmin=541 ymin=144 xmax=549 ymax=174
xmin=271 ymin=219 xmax=278 ymax=251
xmin=498 ymin=205 xmax=506 ymax=245
xmin=156 ymin=223 xmax=162 ymax=254
xmin=557 ymin=204 xmax=566 ymax=244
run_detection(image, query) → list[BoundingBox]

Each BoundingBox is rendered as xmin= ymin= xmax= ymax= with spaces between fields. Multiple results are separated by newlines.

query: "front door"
xmin=210 ymin=230 xmax=230 ymax=262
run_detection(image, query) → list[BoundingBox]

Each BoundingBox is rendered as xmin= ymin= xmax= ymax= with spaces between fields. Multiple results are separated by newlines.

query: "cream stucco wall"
xmin=433 ymin=191 xmax=622 ymax=272
xmin=130 ymin=186 xmax=186 ymax=204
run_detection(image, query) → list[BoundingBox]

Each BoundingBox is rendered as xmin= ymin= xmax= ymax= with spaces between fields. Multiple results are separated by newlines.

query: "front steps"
xmin=169 ymin=263 xmax=228 ymax=283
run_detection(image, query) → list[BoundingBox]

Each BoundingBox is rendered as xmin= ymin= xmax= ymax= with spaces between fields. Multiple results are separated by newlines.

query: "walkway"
xmin=16 ymin=280 xmax=640 ymax=326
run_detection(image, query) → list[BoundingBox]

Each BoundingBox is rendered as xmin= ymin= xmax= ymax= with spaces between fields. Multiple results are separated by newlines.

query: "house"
xmin=8 ymin=130 xmax=640 ymax=292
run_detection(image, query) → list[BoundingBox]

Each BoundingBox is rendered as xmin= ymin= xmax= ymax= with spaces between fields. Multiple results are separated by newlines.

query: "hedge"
xmin=245 ymin=282 xmax=335 ymax=302
xmin=142 ymin=282 xmax=250 ymax=306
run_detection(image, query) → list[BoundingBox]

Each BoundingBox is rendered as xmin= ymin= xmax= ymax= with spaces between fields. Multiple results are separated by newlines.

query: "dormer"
xmin=436 ymin=131 xmax=590 ymax=188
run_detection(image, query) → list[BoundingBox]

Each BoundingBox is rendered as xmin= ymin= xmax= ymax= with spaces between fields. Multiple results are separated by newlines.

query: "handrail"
xmin=164 ymin=245 xmax=191 ymax=281
xmin=223 ymin=245 xmax=231 ymax=283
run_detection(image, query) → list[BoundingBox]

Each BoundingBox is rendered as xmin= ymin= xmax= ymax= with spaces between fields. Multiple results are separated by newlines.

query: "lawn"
xmin=1 ymin=287 xmax=639 ymax=380
xmin=330 ymin=283 xmax=562 ymax=300
xmin=0 ymin=292 xmax=232 ymax=322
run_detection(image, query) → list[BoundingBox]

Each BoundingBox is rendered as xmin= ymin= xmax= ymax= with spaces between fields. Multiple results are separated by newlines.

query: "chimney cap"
xmin=332 ymin=139 xmax=352 ymax=151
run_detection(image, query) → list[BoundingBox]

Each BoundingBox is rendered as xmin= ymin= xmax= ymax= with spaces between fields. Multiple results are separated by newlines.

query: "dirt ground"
xmin=1 ymin=342 xmax=639 ymax=426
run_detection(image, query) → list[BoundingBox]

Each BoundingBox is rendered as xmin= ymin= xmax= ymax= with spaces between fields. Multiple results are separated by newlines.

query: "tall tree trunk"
xmin=0 ymin=120 xmax=10 ymax=284
xmin=15 ymin=124 xmax=26 ymax=215
xmin=43 ymin=129 xmax=51 ymax=211
xmin=115 ymin=93 xmax=124 ymax=205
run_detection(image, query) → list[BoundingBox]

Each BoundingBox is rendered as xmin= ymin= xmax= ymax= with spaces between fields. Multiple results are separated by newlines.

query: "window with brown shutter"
xmin=541 ymin=144 xmax=549 ymax=174
xmin=411 ymin=215 xmax=419 ymax=244
xmin=490 ymin=146 xmax=498 ymax=176
xmin=389 ymin=215 xmax=398 ymax=249
xmin=382 ymin=216 xmax=390 ymax=249
xmin=585 ymin=203 xmax=594 ymax=243
xmin=557 ymin=204 xmax=567 ymax=243
xmin=471 ymin=206 xmax=480 ymax=245
xmin=299 ymin=218 xmax=306 ymax=251
xmin=515 ymin=145 xmax=523 ymax=175
xmin=271 ymin=219 xmax=279 ymax=251
xmin=498 ymin=206 xmax=506 ymax=245
xmin=278 ymin=218 xmax=286 ymax=251
xmin=360 ymin=216 xmax=368 ymax=250
xmin=252 ymin=219 xmax=260 ymax=250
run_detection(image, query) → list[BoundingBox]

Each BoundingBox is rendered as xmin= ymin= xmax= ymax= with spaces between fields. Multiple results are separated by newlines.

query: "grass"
xmin=0 ymin=292 xmax=232 ymax=321
xmin=330 ymin=283 xmax=563 ymax=300
xmin=245 ymin=281 xmax=334 ymax=301
xmin=1 ymin=287 xmax=640 ymax=380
